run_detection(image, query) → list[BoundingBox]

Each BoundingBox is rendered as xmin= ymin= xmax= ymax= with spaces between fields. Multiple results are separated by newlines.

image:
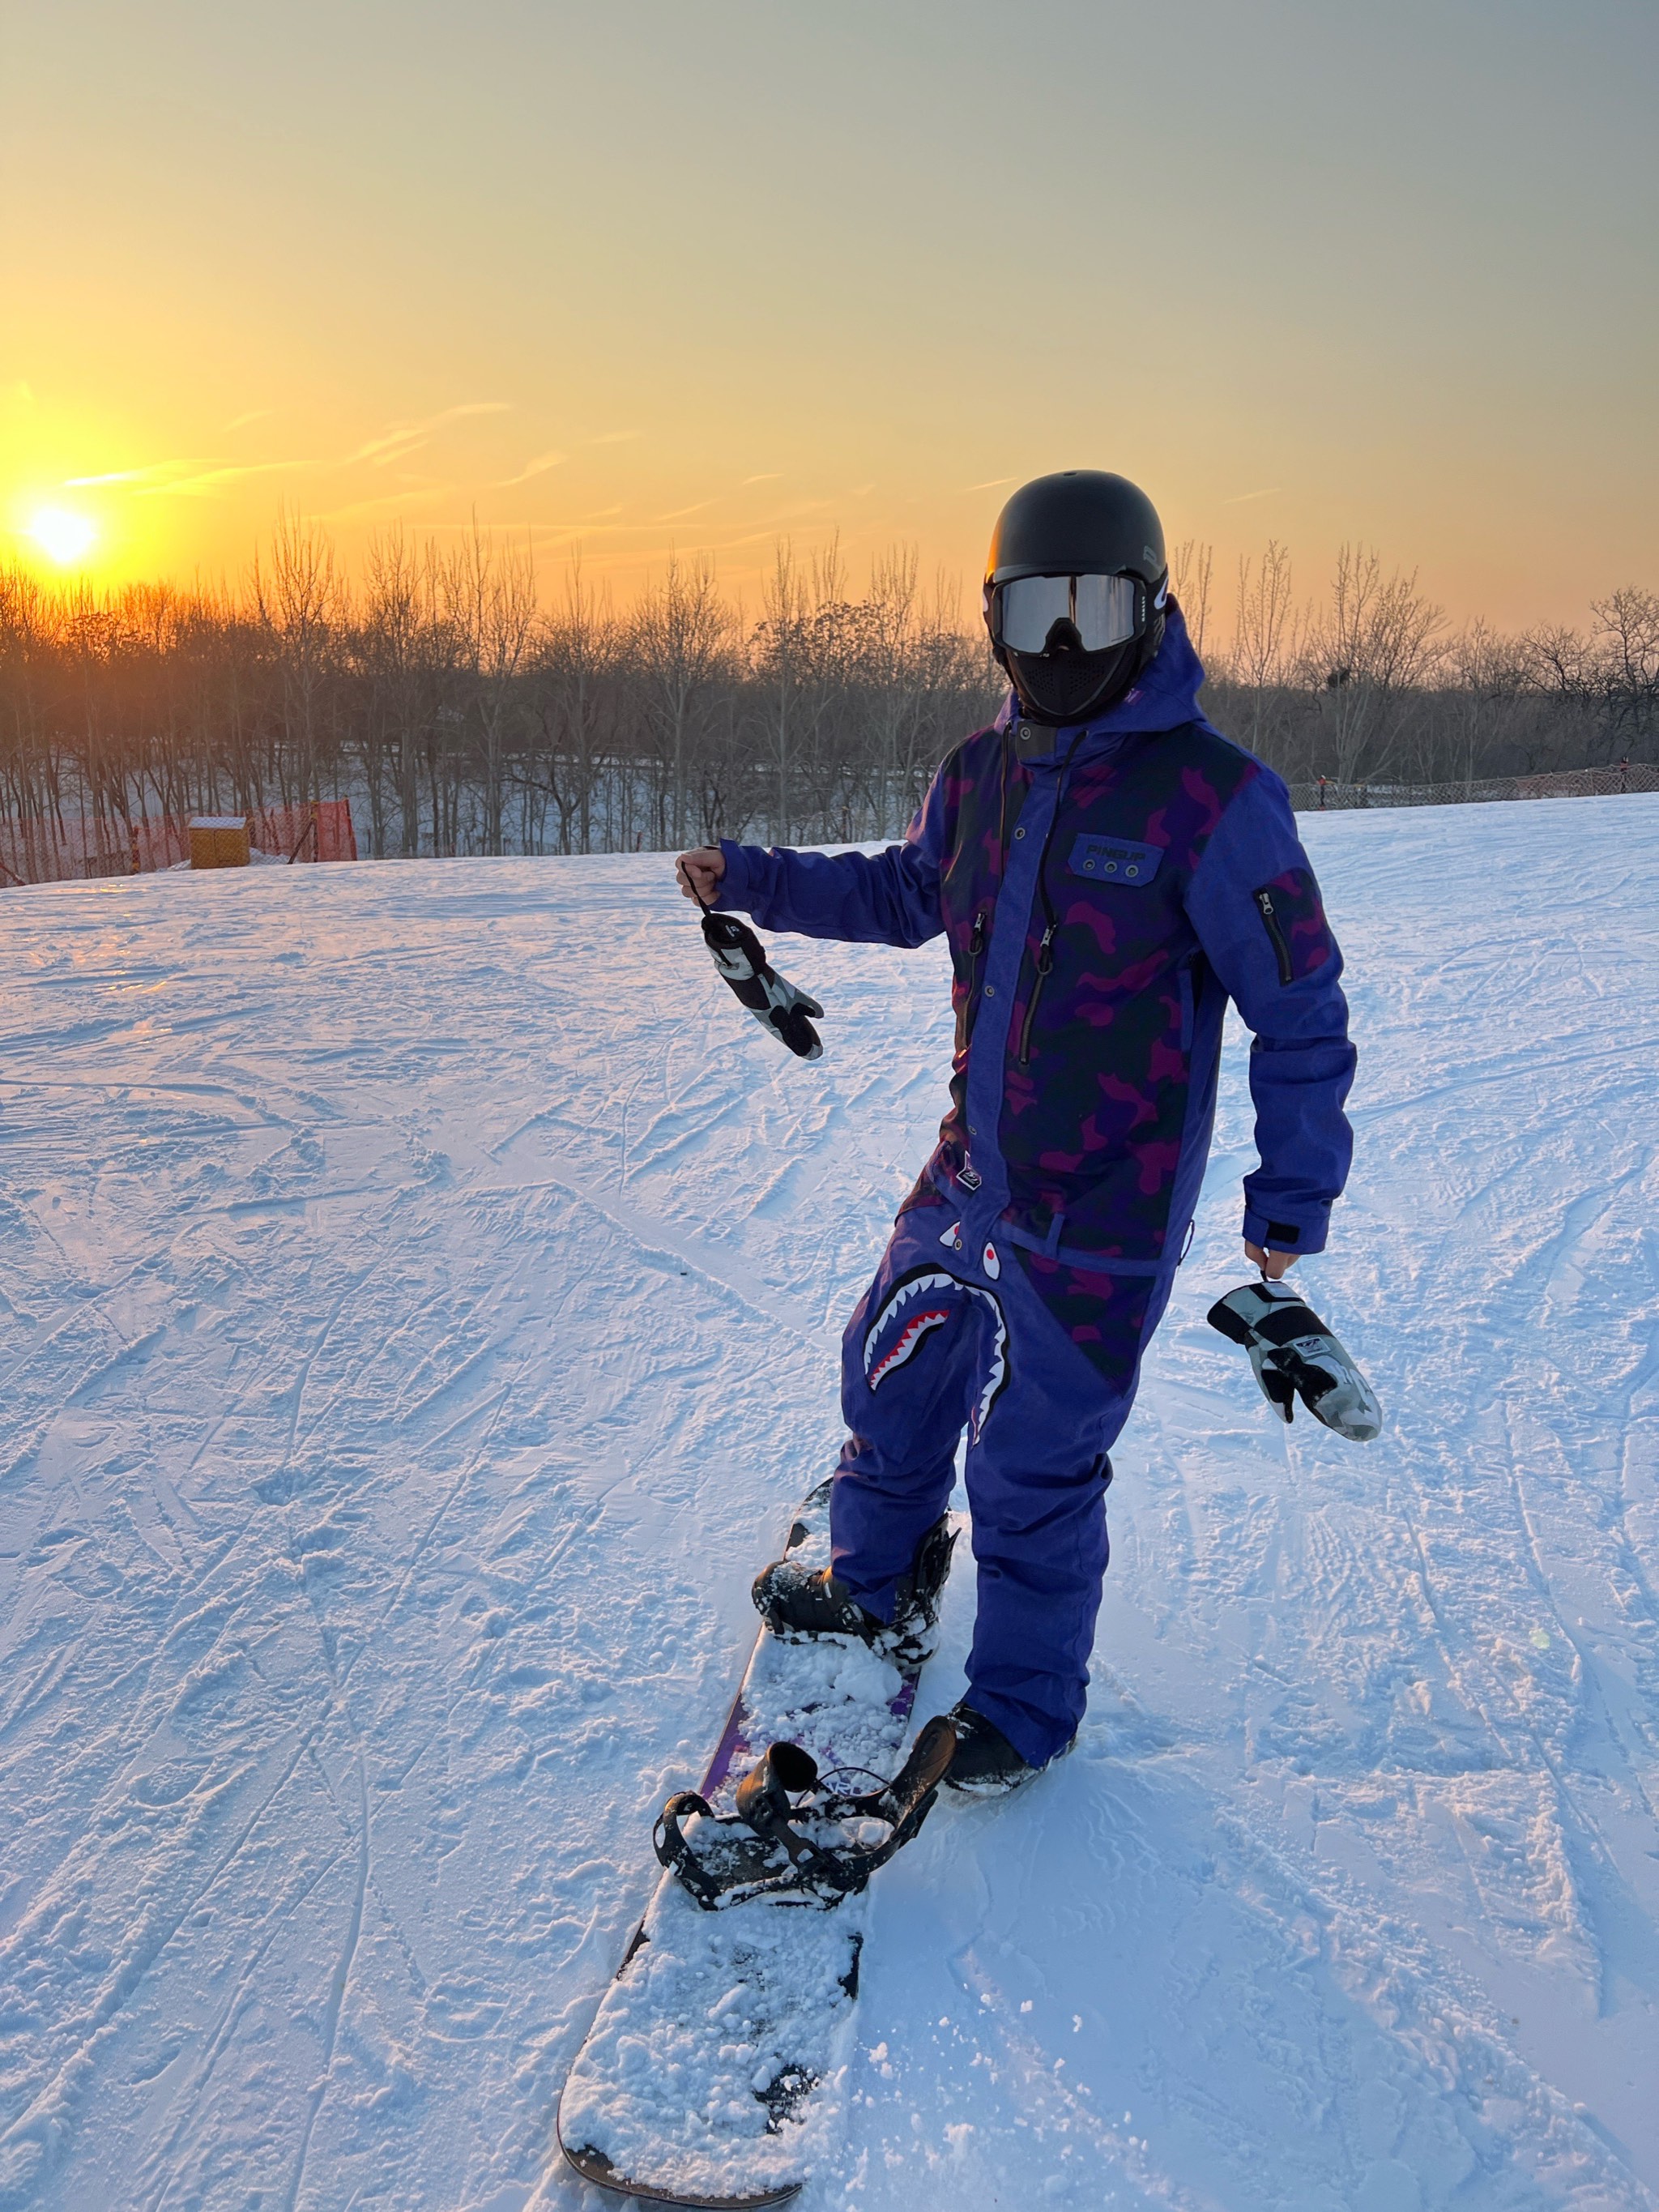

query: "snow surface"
xmin=2 ymin=794 xmax=1657 ymax=2211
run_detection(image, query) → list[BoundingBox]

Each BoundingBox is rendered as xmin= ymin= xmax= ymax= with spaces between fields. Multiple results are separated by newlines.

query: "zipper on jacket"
xmin=1012 ymin=727 xmax=1087 ymax=1071
xmin=1254 ymin=886 xmax=1294 ymax=986
xmin=1017 ymin=925 xmax=1057 ymax=1064
xmin=964 ymin=907 xmax=989 ymax=1040
xmin=1178 ymin=962 xmax=1195 ymax=1053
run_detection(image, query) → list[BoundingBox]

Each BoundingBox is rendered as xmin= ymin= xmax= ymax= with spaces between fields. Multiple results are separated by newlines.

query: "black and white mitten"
xmin=701 ymin=912 xmax=825 ymax=1061
xmin=1207 ymin=1280 xmax=1381 ymax=1442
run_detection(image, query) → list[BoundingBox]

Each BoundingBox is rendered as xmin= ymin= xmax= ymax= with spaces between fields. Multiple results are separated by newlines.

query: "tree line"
xmin=1 ymin=518 xmax=1653 ymax=873
xmin=1176 ymin=540 xmax=1655 ymax=792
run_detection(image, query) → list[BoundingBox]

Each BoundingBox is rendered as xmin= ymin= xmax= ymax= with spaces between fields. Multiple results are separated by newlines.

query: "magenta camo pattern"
xmin=933 ymin=725 xmax=1252 ymax=1257
xmin=1014 ymin=1248 xmax=1157 ymax=1369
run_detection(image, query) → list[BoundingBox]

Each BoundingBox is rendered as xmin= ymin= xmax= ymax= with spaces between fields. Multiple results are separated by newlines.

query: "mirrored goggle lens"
xmin=998 ymin=572 xmax=1141 ymax=654
xmin=1073 ymin=573 xmax=1142 ymax=650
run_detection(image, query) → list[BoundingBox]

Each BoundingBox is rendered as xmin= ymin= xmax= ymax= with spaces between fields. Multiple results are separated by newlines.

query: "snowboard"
xmin=557 ymin=1480 xmax=951 ymax=2208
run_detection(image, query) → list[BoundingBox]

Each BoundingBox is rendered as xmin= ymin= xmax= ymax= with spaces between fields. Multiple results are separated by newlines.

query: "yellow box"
xmin=189 ymin=816 xmax=252 ymax=869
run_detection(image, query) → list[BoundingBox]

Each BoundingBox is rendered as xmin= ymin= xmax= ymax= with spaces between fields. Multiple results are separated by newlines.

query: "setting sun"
xmin=27 ymin=505 xmax=98 ymax=566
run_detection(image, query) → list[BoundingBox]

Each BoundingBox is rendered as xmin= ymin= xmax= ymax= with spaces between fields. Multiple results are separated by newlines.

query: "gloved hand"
xmin=701 ymin=911 xmax=825 ymax=1061
xmin=1207 ymin=1280 xmax=1381 ymax=1442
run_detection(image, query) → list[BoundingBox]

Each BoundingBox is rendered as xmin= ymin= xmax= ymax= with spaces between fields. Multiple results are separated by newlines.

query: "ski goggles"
xmin=991 ymin=571 xmax=1149 ymax=655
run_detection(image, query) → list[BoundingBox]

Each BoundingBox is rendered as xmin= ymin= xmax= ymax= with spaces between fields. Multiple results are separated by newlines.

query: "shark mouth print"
xmin=862 ymin=1267 xmax=1011 ymax=1439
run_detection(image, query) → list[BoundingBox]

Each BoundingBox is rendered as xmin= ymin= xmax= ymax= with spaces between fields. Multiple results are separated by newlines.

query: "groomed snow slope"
xmin=2 ymin=795 xmax=1656 ymax=2212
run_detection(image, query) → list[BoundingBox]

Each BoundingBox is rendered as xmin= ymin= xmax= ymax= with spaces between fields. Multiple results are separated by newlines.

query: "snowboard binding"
xmin=1207 ymin=1279 xmax=1382 ymax=1441
xmin=753 ymin=1512 xmax=956 ymax=1667
xmin=655 ymin=1715 xmax=957 ymax=1912
xmin=697 ymin=904 xmax=825 ymax=1061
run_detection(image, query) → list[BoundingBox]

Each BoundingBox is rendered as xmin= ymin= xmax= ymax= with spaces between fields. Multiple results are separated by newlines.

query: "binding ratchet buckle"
xmin=653 ymin=1716 xmax=957 ymax=1911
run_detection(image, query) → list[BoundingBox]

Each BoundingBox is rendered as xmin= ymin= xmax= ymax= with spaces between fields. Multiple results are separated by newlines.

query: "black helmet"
xmin=984 ymin=470 xmax=1169 ymax=725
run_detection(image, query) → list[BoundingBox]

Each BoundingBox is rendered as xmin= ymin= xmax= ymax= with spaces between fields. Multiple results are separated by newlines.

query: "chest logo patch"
xmin=1068 ymin=834 xmax=1164 ymax=886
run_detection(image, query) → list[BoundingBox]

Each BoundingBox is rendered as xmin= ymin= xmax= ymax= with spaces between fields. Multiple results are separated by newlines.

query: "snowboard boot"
xmin=753 ymin=1510 xmax=956 ymax=1655
xmin=943 ymin=1702 xmax=1067 ymax=1796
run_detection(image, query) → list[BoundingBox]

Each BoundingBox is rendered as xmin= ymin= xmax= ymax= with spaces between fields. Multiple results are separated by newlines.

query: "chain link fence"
xmin=1289 ymin=762 xmax=1657 ymax=813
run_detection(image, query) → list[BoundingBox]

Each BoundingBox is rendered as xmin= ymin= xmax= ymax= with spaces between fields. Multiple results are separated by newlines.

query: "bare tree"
xmin=1417 ymin=621 xmax=1526 ymax=788
xmin=253 ymin=506 xmax=341 ymax=807
xmin=443 ymin=519 xmax=538 ymax=856
xmin=1227 ymin=540 xmax=1302 ymax=759
xmin=1170 ymin=539 xmax=1214 ymax=658
xmin=633 ymin=553 xmax=732 ymax=849
xmin=1303 ymin=544 xmax=1444 ymax=784
xmin=526 ymin=549 xmax=621 ymax=854
xmin=753 ymin=540 xmax=811 ymax=844
xmin=359 ymin=527 xmax=442 ymax=854
xmin=1592 ymin=586 xmax=1659 ymax=753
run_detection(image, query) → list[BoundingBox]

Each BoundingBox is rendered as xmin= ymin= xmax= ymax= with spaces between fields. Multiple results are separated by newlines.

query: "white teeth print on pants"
xmin=863 ymin=1266 xmax=1009 ymax=1439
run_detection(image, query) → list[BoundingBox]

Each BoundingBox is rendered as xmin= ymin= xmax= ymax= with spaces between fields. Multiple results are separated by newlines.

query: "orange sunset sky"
xmin=2 ymin=0 xmax=1654 ymax=630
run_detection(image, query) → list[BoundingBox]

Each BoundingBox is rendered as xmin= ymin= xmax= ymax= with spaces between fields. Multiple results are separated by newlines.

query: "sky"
xmin=2 ymin=0 xmax=1654 ymax=630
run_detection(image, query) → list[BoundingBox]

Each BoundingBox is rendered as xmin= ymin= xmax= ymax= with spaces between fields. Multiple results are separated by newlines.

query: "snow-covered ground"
xmin=2 ymin=794 xmax=1656 ymax=2212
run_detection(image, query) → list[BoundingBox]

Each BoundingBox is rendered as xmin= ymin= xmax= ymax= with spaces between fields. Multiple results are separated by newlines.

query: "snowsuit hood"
xmin=993 ymin=601 xmax=1221 ymax=757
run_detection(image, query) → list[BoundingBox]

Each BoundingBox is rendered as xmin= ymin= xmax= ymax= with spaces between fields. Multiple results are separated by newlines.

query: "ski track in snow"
xmin=0 ymin=795 xmax=1654 ymax=2210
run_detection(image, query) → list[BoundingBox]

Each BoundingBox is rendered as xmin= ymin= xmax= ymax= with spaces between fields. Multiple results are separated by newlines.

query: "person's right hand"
xmin=677 ymin=846 xmax=726 ymax=905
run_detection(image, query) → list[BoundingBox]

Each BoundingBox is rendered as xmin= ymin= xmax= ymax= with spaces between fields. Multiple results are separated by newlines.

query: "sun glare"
xmin=28 ymin=506 xmax=99 ymax=566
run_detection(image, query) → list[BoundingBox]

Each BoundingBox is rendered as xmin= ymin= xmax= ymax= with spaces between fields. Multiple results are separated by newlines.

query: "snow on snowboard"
xmin=557 ymin=1481 xmax=956 ymax=2207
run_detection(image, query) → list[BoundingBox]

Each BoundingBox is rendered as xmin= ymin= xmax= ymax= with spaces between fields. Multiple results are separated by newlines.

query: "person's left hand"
xmin=1244 ymin=1241 xmax=1298 ymax=1281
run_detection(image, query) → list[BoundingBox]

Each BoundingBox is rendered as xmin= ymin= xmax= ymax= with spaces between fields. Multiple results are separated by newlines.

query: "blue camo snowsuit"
xmin=715 ymin=606 xmax=1356 ymax=1764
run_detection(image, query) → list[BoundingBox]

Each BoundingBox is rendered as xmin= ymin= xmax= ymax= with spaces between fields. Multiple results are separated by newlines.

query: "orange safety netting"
xmin=0 ymin=800 xmax=357 ymax=886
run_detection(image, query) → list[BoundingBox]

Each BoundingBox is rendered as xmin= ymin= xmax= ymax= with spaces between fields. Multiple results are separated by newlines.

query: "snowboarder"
xmin=677 ymin=470 xmax=1357 ymax=1796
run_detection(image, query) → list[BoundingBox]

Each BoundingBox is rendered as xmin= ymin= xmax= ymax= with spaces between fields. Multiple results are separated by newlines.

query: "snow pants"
xmin=830 ymin=1198 xmax=1170 ymax=1768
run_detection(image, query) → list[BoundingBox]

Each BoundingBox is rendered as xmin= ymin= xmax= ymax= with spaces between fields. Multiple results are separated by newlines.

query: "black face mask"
xmin=1004 ymin=628 xmax=1157 ymax=726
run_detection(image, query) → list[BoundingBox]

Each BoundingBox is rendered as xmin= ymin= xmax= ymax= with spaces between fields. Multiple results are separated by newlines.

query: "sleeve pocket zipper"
xmin=1254 ymin=886 xmax=1294 ymax=986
